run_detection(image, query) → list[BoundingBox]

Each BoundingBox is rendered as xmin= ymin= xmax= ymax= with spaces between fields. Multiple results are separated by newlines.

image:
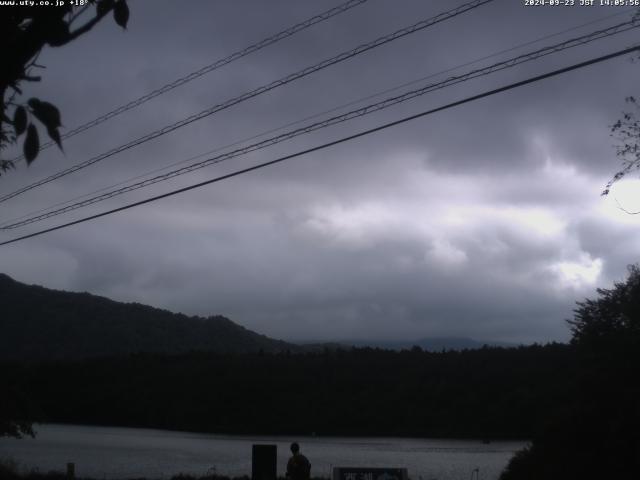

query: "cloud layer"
xmin=1 ymin=0 xmax=640 ymax=344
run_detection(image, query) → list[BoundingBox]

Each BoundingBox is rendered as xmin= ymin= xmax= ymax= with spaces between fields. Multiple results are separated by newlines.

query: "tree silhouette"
xmin=0 ymin=0 xmax=129 ymax=175
xmin=602 ymin=10 xmax=640 ymax=196
xmin=501 ymin=265 xmax=640 ymax=480
xmin=603 ymin=96 xmax=640 ymax=196
xmin=0 ymin=385 xmax=39 ymax=439
xmin=0 ymin=0 xmax=130 ymax=438
xmin=568 ymin=264 xmax=640 ymax=345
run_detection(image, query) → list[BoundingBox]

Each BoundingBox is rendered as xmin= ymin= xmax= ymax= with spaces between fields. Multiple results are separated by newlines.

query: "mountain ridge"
xmin=338 ymin=337 xmax=517 ymax=351
xmin=0 ymin=273 xmax=296 ymax=360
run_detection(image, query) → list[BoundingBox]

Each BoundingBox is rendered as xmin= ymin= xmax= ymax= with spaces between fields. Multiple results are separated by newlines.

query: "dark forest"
xmin=4 ymin=344 xmax=573 ymax=439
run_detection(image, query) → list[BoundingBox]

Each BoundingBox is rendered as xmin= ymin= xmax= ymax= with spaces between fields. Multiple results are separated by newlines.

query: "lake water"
xmin=0 ymin=424 xmax=526 ymax=480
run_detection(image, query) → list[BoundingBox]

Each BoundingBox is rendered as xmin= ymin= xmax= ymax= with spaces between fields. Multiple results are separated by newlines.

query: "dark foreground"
xmin=3 ymin=344 xmax=570 ymax=440
xmin=4 ymin=267 xmax=640 ymax=480
xmin=0 ymin=466 xmax=323 ymax=480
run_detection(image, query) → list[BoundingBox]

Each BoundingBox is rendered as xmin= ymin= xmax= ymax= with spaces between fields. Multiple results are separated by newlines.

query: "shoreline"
xmin=18 ymin=423 xmax=531 ymax=444
xmin=1 ymin=425 xmax=524 ymax=480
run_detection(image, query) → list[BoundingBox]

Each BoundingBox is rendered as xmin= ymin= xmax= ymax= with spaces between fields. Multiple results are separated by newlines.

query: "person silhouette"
xmin=286 ymin=442 xmax=311 ymax=480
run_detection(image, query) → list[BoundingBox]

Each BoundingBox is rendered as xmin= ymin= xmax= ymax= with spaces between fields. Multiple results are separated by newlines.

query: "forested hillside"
xmin=3 ymin=344 xmax=574 ymax=439
xmin=0 ymin=273 xmax=294 ymax=359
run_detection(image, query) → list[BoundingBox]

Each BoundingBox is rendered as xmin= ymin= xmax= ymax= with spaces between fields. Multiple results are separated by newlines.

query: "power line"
xmin=3 ymin=9 xmax=630 ymax=230
xmin=6 ymin=5 xmax=632 ymax=230
xmin=4 ymin=19 xmax=636 ymax=228
xmin=0 ymin=0 xmax=495 ymax=205
xmin=3 ymin=19 xmax=637 ymax=230
xmin=9 ymin=0 xmax=371 ymax=163
xmin=1 ymin=45 xmax=636 ymax=247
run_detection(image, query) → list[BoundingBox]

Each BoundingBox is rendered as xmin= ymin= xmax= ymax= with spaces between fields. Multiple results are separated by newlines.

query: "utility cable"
xmin=1 ymin=45 xmax=637 ymax=247
xmin=0 ymin=0 xmax=495 ymax=204
xmin=2 ymin=19 xmax=637 ymax=230
xmin=2 ymin=6 xmax=630 ymax=229
xmin=4 ymin=8 xmax=631 ymax=229
xmin=8 ymin=0 xmax=371 ymax=163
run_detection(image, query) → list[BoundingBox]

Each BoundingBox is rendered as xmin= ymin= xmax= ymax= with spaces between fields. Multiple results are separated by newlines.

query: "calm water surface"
xmin=0 ymin=424 xmax=526 ymax=480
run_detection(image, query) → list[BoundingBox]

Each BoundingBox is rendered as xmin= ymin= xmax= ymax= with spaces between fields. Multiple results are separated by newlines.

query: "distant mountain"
xmin=0 ymin=273 xmax=295 ymax=360
xmin=332 ymin=337 xmax=516 ymax=351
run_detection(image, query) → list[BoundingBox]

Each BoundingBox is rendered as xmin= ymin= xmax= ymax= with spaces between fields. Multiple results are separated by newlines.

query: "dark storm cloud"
xmin=1 ymin=0 xmax=640 ymax=343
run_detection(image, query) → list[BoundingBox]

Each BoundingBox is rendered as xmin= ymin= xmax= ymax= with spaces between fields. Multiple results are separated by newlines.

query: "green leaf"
xmin=13 ymin=106 xmax=27 ymax=136
xmin=24 ymin=124 xmax=40 ymax=165
xmin=28 ymin=98 xmax=62 ymax=130
xmin=113 ymin=0 xmax=129 ymax=29
xmin=47 ymin=126 xmax=63 ymax=151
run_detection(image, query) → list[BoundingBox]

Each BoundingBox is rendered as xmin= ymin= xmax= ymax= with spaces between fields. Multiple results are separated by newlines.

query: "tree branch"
xmin=20 ymin=74 xmax=41 ymax=82
xmin=68 ymin=4 xmax=92 ymax=26
xmin=63 ymin=6 xmax=114 ymax=45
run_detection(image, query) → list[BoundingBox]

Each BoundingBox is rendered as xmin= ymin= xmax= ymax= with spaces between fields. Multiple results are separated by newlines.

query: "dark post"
xmin=252 ymin=444 xmax=277 ymax=480
xmin=66 ymin=463 xmax=75 ymax=480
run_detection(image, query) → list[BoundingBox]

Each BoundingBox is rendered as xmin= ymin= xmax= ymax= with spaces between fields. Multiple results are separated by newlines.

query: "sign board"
xmin=333 ymin=467 xmax=408 ymax=480
xmin=252 ymin=444 xmax=277 ymax=480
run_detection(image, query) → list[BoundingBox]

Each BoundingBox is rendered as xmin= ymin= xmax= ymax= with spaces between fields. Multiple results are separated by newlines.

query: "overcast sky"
xmin=1 ymin=0 xmax=640 ymax=344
